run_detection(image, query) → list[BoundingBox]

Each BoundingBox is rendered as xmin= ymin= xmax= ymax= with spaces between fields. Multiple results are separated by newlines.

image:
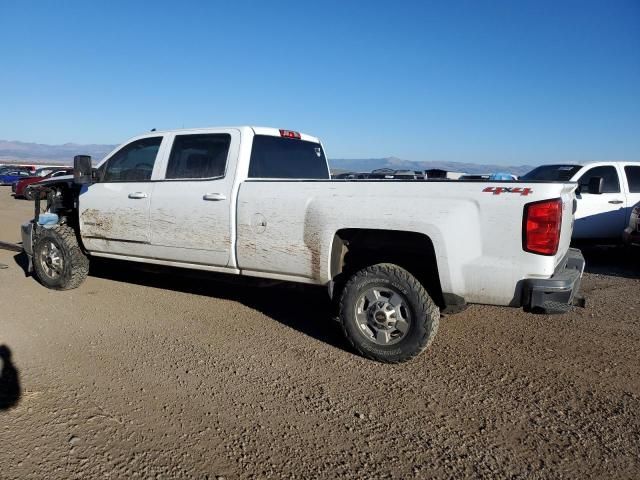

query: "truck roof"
xmin=137 ymin=126 xmax=321 ymax=144
xmin=529 ymin=161 xmax=640 ymax=169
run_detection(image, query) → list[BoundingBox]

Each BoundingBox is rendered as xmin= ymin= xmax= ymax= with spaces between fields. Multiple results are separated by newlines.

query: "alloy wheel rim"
xmin=39 ymin=241 xmax=63 ymax=279
xmin=354 ymin=286 xmax=411 ymax=346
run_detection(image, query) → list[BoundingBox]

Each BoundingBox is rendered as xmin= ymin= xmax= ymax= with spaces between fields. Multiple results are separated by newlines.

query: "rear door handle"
xmin=203 ymin=193 xmax=226 ymax=201
xmin=608 ymin=200 xmax=623 ymax=204
xmin=128 ymin=192 xmax=148 ymax=199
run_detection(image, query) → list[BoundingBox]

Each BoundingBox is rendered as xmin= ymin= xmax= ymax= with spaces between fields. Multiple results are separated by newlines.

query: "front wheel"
xmin=338 ymin=263 xmax=440 ymax=363
xmin=23 ymin=186 xmax=34 ymax=200
xmin=33 ymin=224 xmax=89 ymax=290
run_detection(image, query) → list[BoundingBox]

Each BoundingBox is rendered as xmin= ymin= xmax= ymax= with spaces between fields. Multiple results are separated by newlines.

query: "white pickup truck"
xmin=521 ymin=161 xmax=640 ymax=241
xmin=21 ymin=126 xmax=585 ymax=363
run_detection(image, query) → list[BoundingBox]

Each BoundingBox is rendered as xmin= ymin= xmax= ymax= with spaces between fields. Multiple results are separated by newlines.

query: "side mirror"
xmin=73 ymin=155 xmax=93 ymax=185
xmin=587 ymin=176 xmax=604 ymax=195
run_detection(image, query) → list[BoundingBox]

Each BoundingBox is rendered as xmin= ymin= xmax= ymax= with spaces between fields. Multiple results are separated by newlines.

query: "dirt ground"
xmin=0 ymin=185 xmax=639 ymax=479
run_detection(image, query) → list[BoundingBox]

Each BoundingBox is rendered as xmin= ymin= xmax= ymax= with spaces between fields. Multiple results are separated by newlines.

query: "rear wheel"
xmin=338 ymin=263 xmax=439 ymax=363
xmin=33 ymin=225 xmax=89 ymax=290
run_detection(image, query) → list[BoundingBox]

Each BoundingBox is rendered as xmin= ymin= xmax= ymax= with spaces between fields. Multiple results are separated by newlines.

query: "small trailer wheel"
xmin=33 ymin=224 xmax=89 ymax=290
xmin=338 ymin=263 xmax=439 ymax=363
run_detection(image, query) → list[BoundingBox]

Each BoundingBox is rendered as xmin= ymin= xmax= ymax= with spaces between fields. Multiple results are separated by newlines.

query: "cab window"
xmin=165 ymin=134 xmax=231 ymax=179
xmin=578 ymin=166 xmax=620 ymax=193
xmin=102 ymin=137 xmax=162 ymax=182
xmin=625 ymin=166 xmax=640 ymax=193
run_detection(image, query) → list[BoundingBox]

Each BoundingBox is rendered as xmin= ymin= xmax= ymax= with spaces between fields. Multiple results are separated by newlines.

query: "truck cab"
xmin=77 ymin=127 xmax=328 ymax=268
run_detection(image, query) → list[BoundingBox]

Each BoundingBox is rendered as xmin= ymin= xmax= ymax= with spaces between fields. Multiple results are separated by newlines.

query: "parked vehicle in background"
xmin=423 ymin=169 xmax=466 ymax=180
xmin=10 ymin=167 xmax=56 ymax=193
xmin=0 ymin=164 xmax=36 ymax=174
xmin=623 ymin=202 xmax=640 ymax=246
xmin=21 ymin=126 xmax=584 ymax=363
xmin=1 ymin=165 xmax=35 ymax=172
xmin=13 ymin=168 xmax=74 ymax=199
xmin=459 ymin=174 xmax=491 ymax=180
xmin=0 ymin=169 xmax=32 ymax=185
xmin=334 ymin=169 xmax=468 ymax=180
xmin=459 ymin=173 xmax=518 ymax=181
xmin=19 ymin=164 xmax=37 ymax=173
xmin=0 ymin=166 xmax=31 ymax=175
xmin=489 ymin=172 xmax=518 ymax=181
xmin=333 ymin=169 xmax=424 ymax=179
xmin=383 ymin=169 xmax=419 ymax=179
xmin=521 ymin=162 xmax=640 ymax=241
xmin=332 ymin=172 xmax=370 ymax=179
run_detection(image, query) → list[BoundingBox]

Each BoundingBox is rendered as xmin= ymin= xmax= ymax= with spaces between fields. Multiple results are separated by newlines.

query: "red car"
xmin=13 ymin=168 xmax=73 ymax=199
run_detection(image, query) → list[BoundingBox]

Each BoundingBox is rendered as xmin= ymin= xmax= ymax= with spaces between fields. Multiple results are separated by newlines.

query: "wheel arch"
xmin=329 ymin=228 xmax=445 ymax=309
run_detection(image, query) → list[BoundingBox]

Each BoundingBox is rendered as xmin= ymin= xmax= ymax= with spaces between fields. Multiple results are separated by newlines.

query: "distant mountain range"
xmin=0 ymin=139 xmax=535 ymax=175
xmin=0 ymin=139 xmax=116 ymax=164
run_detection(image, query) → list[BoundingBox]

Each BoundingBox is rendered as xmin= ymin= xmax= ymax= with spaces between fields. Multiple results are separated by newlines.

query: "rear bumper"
xmin=521 ymin=248 xmax=585 ymax=314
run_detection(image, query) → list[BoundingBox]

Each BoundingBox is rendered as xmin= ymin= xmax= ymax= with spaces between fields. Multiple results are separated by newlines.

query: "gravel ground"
xmin=0 ymin=186 xmax=639 ymax=479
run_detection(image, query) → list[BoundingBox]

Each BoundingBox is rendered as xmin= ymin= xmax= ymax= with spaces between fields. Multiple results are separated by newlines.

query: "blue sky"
xmin=0 ymin=0 xmax=638 ymax=165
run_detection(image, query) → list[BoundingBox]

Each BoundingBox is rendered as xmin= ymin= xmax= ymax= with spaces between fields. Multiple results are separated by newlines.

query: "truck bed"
xmin=235 ymin=179 xmax=577 ymax=306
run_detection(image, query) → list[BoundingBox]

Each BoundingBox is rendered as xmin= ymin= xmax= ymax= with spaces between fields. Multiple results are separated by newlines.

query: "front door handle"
xmin=128 ymin=192 xmax=148 ymax=199
xmin=203 ymin=193 xmax=226 ymax=201
xmin=608 ymin=200 xmax=623 ymax=204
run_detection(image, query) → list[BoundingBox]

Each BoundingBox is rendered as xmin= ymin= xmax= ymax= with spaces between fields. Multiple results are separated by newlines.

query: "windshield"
xmin=520 ymin=164 xmax=581 ymax=181
xmin=34 ymin=168 xmax=54 ymax=177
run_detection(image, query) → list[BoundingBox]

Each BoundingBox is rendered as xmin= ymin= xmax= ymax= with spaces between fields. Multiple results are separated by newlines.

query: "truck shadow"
xmin=12 ymin=251 xmax=30 ymax=277
xmin=578 ymin=244 xmax=640 ymax=279
xmin=88 ymin=259 xmax=351 ymax=353
xmin=0 ymin=345 xmax=21 ymax=411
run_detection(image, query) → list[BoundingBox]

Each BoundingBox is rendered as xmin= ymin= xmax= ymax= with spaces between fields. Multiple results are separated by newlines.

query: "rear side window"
xmin=248 ymin=135 xmax=329 ymax=179
xmin=165 ymin=134 xmax=231 ymax=179
xmin=578 ymin=166 xmax=620 ymax=193
xmin=625 ymin=166 xmax=640 ymax=193
xmin=102 ymin=137 xmax=162 ymax=182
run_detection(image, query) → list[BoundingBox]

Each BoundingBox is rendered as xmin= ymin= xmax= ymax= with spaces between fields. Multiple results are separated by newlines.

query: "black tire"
xmin=33 ymin=224 xmax=89 ymax=290
xmin=24 ymin=187 xmax=34 ymax=201
xmin=339 ymin=263 xmax=440 ymax=363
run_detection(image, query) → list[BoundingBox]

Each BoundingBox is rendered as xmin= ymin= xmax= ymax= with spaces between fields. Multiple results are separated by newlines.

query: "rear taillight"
xmin=523 ymin=198 xmax=562 ymax=255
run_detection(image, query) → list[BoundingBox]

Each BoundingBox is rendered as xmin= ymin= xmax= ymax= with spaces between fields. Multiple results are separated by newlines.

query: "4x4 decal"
xmin=483 ymin=186 xmax=533 ymax=196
